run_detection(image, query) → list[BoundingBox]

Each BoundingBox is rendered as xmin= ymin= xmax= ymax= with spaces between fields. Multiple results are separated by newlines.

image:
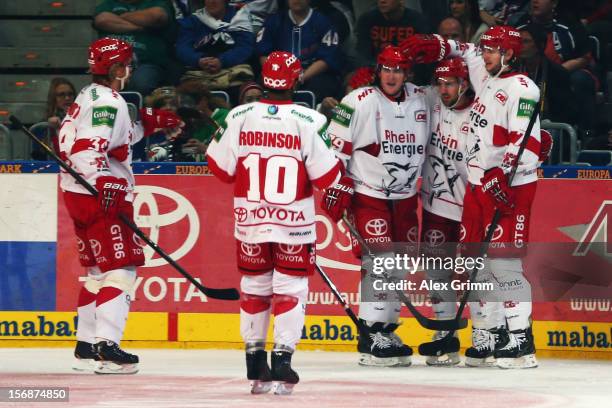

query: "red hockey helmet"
xmin=377 ymin=45 xmax=411 ymax=70
xmin=434 ymin=57 xmax=469 ymax=81
xmin=261 ymin=51 xmax=303 ymax=90
xmin=88 ymin=38 xmax=133 ymax=76
xmin=480 ymin=25 xmax=522 ymax=56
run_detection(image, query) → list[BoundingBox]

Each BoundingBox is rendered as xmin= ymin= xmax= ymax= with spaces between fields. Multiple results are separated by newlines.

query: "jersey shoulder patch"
xmin=91 ymin=105 xmax=118 ymax=128
xmin=330 ymin=102 xmax=354 ymax=128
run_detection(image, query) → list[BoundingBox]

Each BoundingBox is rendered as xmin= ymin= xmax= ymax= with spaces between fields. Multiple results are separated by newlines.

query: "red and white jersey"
xmin=421 ymin=89 xmax=472 ymax=222
xmin=58 ymin=83 xmax=143 ymax=200
xmin=206 ymin=99 xmax=341 ymax=245
xmin=326 ymin=84 xmax=431 ymax=200
xmin=448 ymin=41 xmax=541 ymax=186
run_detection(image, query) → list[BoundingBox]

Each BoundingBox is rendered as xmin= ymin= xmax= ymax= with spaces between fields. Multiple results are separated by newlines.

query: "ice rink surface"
xmin=0 ymin=348 xmax=611 ymax=407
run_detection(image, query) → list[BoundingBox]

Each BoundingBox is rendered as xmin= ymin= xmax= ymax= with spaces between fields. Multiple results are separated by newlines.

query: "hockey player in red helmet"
xmin=418 ymin=57 xmax=475 ymax=366
xmin=62 ymin=38 xmax=181 ymax=374
xmin=401 ymin=27 xmax=543 ymax=369
xmin=321 ymin=45 xmax=431 ymax=367
xmin=206 ymin=51 xmax=342 ymax=394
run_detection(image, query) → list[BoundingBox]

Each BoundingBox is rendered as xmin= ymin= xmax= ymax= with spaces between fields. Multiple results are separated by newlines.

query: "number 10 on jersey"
xmin=242 ymin=153 xmax=299 ymax=204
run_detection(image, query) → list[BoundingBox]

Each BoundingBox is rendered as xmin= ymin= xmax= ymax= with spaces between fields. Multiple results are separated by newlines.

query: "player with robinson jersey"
xmin=418 ymin=57 xmax=474 ymax=366
xmin=321 ymin=46 xmax=430 ymax=367
xmin=60 ymin=38 xmax=181 ymax=374
xmin=402 ymin=27 xmax=543 ymax=368
xmin=206 ymin=51 xmax=342 ymax=395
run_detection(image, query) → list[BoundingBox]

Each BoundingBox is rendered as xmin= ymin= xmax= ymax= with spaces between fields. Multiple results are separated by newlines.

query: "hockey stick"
xmin=314 ymin=262 xmax=370 ymax=334
xmin=443 ymin=95 xmax=543 ymax=340
xmin=341 ymin=215 xmax=468 ymax=331
xmin=10 ymin=115 xmax=239 ymax=301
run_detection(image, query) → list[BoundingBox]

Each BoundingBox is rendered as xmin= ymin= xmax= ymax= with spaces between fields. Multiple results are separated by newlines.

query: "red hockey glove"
xmin=321 ymin=176 xmax=354 ymax=222
xmin=399 ymin=34 xmax=450 ymax=64
xmin=480 ymin=167 xmax=514 ymax=212
xmin=139 ymin=108 xmax=182 ymax=137
xmin=539 ymin=129 xmax=553 ymax=164
xmin=96 ymin=176 xmax=128 ymax=217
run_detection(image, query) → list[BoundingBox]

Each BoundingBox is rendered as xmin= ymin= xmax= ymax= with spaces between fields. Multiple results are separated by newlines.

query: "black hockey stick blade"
xmin=314 ymin=262 xmax=369 ymax=334
xmin=341 ymin=216 xmax=468 ymax=331
xmin=10 ymin=115 xmax=239 ymax=301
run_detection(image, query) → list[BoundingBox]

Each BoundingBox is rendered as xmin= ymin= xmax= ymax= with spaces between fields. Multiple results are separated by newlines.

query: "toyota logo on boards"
xmin=133 ymin=185 xmax=200 ymax=267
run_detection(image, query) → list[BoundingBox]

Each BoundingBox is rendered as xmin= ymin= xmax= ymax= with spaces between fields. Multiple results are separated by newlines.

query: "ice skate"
xmin=271 ymin=350 xmax=299 ymax=395
xmin=495 ymin=327 xmax=538 ymax=369
xmin=357 ymin=321 xmax=412 ymax=367
xmin=72 ymin=341 xmax=98 ymax=371
xmin=419 ymin=331 xmax=460 ymax=366
xmin=465 ymin=327 xmax=509 ymax=367
xmin=246 ymin=349 xmax=272 ymax=394
xmin=94 ymin=340 xmax=139 ymax=374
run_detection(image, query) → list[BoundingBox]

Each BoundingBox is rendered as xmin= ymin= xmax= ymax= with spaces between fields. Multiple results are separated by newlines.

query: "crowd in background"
xmin=38 ymin=0 xmax=612 ymax=162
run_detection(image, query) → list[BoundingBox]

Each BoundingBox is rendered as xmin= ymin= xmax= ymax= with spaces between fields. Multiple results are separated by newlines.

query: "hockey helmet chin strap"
xmin=448 ymin=79 xmax=470 ymax=110
xmin=116 ymin=65 xmax=130 ymax=91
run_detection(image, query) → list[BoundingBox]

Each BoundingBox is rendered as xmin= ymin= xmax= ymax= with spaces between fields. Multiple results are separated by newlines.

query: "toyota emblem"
xmin=241 ymin=242 xmax=262 ymax=257
xmin=365 ymin=219 xmax=388 ymax=236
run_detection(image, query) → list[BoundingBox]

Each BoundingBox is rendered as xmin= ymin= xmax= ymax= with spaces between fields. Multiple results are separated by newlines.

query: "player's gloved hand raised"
xmin=321 ymin=176 xmax=354 ymax=222
xmin=139 ymin=108 xmax=182 ymax=137
xmin=538 ymin=129 xmax=553 ymax=164
xmin=480 ymin=167 xmax=514 ymax=213
xmin=96 ymin=176 xmax=128 ymax=217
xmin=398 ymin=34 xmax=449 ymax=64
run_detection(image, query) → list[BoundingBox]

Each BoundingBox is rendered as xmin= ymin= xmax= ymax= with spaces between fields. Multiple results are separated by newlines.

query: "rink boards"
xmin=0 ymin=162 xmax=610 ymax=358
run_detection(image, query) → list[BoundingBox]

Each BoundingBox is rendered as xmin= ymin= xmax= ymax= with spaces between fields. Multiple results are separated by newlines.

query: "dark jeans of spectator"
xmin=127 ymin=64 xmax=165 ymax=96
xmin=302 ymin=71 xmax=341 ymax=105
xmin=570 ymin=69 xmax=598 ymax=133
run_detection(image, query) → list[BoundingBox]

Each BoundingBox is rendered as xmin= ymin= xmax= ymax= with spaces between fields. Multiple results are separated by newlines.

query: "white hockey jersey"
xmin=206 ymin=99 xmax=341 ymax=244
xmin=326 ymin=84 xmax=431 ymax=200
xmin=58 ymin=83 xmax=143 ymax=200
xmin=448 ymin=41 xmax=541 ymax=186
xmin=421 ymin=89 xmax=472 ymax=222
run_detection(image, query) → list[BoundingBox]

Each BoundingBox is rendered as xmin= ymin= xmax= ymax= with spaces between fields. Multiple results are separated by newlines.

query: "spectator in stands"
xmin=94 ymin=0 xmax=178 ymax=96
xmin=256 ymin=0 xmax=342 ymax=102
xmin=449 ymin=0 xmax=488 ymax=44
xmin=230 ymin=0 xmax=279 ymax=33
xmin=356 ymin=0 xmax=430 ymax=66
xmin=32 ymin=78 xmax=76 ymax=160
xmin=238 ymin=81 xmax=264 ymax=105
xmin=177 ymin=0 xmax=255 ymax=98
xmin=478 ymin=0 xmax=530 ymax=26
xmin=577 ymin=0 xmax=612 ymax=72
xmin=518 ymin=0 xmax=599 ymax=139
xmin=355 ymin=0 xmax=431 ymax=84
xmin=173 ymin=80 xmax=231 ymax=161
xmin=517 ymin=23 xmax=576 ymax=124
xmin=438 ymin=17 xmax=466 ymax=42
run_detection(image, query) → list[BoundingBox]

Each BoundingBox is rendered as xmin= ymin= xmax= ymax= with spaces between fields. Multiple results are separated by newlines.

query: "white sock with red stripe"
xmin=95 ymin=287 xmax=130 ymax=344
xmin=240 ymin=273 xmax=273 ymax=344
xmin=76 ymin=286 xmax=97 ymax=344
xmin=272 ymin=272 xmax=308 ymax=350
